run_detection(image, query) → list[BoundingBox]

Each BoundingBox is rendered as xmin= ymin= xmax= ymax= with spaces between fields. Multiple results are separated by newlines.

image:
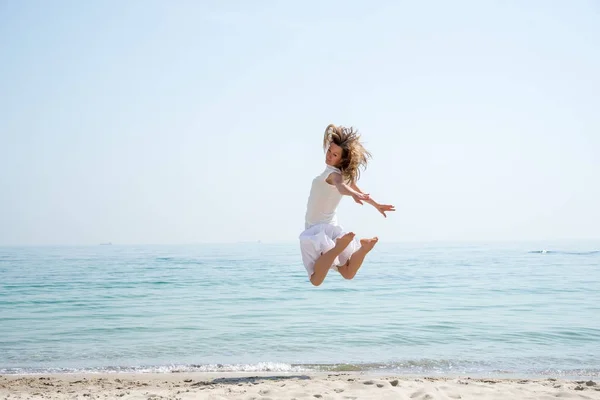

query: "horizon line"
xmin=1 ymin=238 xmax=600 ymax=248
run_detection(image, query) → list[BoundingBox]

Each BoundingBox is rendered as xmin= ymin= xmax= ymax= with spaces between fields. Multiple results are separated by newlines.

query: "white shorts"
xmin=298 ymin=223 xmax=360 ymax=278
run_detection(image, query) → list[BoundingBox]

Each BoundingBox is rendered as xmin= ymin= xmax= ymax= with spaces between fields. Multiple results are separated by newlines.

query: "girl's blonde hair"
xmin=323 ymin=123 xmax=372 ymax=183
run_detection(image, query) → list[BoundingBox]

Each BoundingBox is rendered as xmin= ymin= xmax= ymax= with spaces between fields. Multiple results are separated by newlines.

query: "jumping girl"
xmin=299 ymin=124 xmax=396 ymax=286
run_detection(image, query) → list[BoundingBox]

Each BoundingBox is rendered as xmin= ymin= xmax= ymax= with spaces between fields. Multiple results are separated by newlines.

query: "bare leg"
xmin=310 ymin=232 xmax=356 ymax=286
xmin=338 ymin=237 xmax=379 ymax=280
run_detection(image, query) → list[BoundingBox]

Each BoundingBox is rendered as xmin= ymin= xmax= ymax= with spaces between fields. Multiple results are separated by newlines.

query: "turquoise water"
xmin=1 ymin=242 xmax=599 ymax=378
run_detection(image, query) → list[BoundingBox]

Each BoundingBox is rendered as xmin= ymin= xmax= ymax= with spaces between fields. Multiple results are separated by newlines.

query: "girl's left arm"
xmin=351 ymin=181 xmax=396 ymax=218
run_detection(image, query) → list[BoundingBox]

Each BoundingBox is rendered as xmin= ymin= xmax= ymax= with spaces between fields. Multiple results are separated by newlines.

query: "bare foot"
xmin=335 ymin=232 xmax=356 ymax=250
xmin=360 ymin=237 xmax=379 ymax=252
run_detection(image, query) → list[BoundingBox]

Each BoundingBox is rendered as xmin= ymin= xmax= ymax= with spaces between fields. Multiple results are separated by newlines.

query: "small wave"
xmin=0 ymin=362 xmax=310 ymax=375
xmin=155 ymin=257 xmax=204 ymax=265
xmin=0 ymin=360 xmax=486 ymax=375
xmin=528 ymin=250 xmax=599 ymax=255
xmin=526 ymin=368 xmax=600 ymax=378
xmin=179 ymin=362 xmax=308 ymax=373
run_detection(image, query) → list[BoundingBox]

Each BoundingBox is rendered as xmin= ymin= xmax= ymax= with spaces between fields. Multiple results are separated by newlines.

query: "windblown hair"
xmin=323 ymin=124 xmax=372 ymax=183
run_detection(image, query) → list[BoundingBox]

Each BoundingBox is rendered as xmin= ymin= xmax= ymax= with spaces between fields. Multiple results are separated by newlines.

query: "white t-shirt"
xmin=304 ymin=165 xmax=343 ymax=229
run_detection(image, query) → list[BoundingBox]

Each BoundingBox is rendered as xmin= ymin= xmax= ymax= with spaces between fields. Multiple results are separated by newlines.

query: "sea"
xmin=1 ymin=241 xmax=599 ymax=379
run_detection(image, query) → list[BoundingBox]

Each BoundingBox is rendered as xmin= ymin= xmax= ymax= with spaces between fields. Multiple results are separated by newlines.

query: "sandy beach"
xmin=1 ymin=372 xmax=598 ymax=400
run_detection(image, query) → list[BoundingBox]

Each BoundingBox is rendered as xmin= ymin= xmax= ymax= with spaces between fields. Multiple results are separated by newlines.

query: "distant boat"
xmin=100 ymin=242 xmax=112 ymax=245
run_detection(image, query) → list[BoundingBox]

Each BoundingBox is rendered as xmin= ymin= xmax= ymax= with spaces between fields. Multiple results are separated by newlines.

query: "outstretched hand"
xmin=352 ymin=191 xmax=370 ymax=205
xmin=376 ymin=203 xmax=396 ymax=218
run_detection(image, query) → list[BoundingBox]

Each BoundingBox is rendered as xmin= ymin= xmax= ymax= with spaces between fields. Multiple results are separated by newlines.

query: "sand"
xmin=1 ymin=372 xmax=598 ymax=399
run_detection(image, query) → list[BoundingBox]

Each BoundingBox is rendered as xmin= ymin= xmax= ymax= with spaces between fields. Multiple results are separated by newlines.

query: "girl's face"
xmin=326 ymin=143 xmax=343 ymax=167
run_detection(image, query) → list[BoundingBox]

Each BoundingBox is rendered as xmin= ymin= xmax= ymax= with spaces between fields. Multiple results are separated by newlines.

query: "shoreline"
xmin=2 ymin=365 xmax=598 ymax=381
xmin=1 ymin=371 xmax=598 ymax=399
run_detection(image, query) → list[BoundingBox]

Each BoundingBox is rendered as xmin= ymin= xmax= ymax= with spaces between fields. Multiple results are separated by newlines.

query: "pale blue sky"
xmin=1 ymin=0 xmax=599 ymax=245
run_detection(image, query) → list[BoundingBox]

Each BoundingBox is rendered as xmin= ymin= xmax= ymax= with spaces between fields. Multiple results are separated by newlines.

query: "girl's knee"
xmin=338 ymin=266 xmax=355 ymax=280
xmin=310 ymin=275 xmax=324 ymax=286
